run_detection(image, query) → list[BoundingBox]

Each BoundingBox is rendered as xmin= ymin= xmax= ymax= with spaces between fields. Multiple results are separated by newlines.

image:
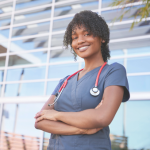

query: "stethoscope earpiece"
xmin=90 ymin=87 xmax=100 ymax=96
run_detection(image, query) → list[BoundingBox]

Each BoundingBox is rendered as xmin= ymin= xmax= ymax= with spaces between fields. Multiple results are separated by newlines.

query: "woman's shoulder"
xmin=106 ymin=62 xmax=126 ymax=74
xmin=59 ymin=75 xmax=70 ymax=84
xmin=51 ymin=75 xmax=70 ymax=95
xmin=108 ymin=62 xmax=126 ymax=70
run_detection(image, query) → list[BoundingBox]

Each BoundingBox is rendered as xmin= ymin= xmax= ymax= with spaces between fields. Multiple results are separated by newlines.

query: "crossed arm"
xmin=35 ymin=85 xmax=124 ymax=134
xmin=34 ymin=95 xmax=102 ymax=135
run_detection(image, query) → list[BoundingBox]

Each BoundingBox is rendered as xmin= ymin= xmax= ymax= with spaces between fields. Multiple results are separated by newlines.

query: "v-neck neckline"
xmin=76 ymin=65 xmax=103 ymax=83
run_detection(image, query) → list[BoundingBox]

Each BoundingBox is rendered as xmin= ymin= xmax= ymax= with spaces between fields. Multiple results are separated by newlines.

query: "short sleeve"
xmin=104 ymin=63 xmax=130 ymax=102
xmin=51 ymin=75 xmax=70 ymax=95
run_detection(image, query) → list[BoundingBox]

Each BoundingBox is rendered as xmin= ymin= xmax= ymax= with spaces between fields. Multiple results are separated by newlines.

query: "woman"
xmin=34 ymin=10 xmax=130 ymax=150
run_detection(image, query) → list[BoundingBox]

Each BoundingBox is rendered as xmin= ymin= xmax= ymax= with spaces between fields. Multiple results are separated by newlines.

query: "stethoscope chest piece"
xmin=48 ymin=62 xmax=107 ymax=106
xmin=90 ymin=87 xmax=100 ymax=96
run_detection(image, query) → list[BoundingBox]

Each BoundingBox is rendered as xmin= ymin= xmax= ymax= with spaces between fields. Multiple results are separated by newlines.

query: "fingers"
xmin=34 ymin=112 xmax=39 ymax=119
xmin=34 ymin=112 xmax=41 ymax=119
xmin=35 ymin=116 xmax=44 ymax=122
xmin=86 ymin=128 xmax=102 ymax=135
xmin=34 ymin=110 xmax=45 ymax=119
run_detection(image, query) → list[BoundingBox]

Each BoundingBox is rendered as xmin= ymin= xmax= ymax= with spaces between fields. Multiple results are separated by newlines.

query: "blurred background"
xmin=0 ymin=0 xmax=150 ymax=149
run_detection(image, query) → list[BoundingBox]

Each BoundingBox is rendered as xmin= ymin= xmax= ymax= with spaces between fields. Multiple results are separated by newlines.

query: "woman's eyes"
xmin=73 ymin=37 xmax=77 ymax=40
xmin=72 ymin=34 xmax=89 ymax=40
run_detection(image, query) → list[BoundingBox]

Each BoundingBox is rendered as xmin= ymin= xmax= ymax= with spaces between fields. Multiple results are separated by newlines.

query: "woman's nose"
xmin=77 ymin=35 xmax=85 ymax=44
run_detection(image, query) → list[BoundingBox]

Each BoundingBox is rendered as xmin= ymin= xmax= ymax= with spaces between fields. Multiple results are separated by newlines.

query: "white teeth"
xmin=79 ymin=46 xmax=89 ymax=50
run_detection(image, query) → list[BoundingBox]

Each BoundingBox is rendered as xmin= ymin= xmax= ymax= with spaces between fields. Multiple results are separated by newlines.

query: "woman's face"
xmin=71 ymin=25 xmax=103 ymax=59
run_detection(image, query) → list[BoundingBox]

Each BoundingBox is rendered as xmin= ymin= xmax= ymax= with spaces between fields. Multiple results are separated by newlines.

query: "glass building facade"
xmin=0 ymin=0 xmax=150 ymax=149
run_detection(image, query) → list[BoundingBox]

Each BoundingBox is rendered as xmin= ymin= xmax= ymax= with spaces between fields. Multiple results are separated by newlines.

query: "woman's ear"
xmin=100 ymin=38 xmax=105 ymax=43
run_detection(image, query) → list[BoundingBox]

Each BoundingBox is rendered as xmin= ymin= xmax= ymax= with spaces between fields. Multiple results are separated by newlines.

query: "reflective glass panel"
xmin=48 ymin=63 xmax=79 ymax=78
xmin=0 ymin=56 xmax=6 ymax=67
xmin=128 ymin=75 xmax=150 ymax=92
xmin=127 ymin=56 xmax=150 ymax=73
xmin=49 ymin=49 xmax=74 ymax=63
xmin=43 ymin=132 xmax=50 ymax=150
xmin=81 ymin=58 xmax=124 ymax=68
xmin=110 ymin=50 xmax=124 ymax=57
xmin=110 ymin=100 xmax=150 ymax=149
xmin=0 ymin=15 xmax=11 ymax=27
xmin=0 ymin=29 xmax=9 ymax=39
xmin=0 ymin=2 xmax=13 ymax=14
xmin=1 ymin=103 xmax=43 ymax=149
xmin=109 ymin=103 xmax=124 ymax=141
xmin=126 ymin=101 xmax=150 ymax=149
xmin=8 ymin=51 xmax=47 ymax=66
xmin=109 ymin=20 xmax=150 ymax=40
xmin=127 ymin=46 xmax=150 ymax=55
xmin=102 ymin=0 xmax=113 ymax=8
xmin=0 ymin=41 xmax=8 ymax=53
xmin=10 ymin=36 xmax=49 ymax=52
xmin=109 ymin=38 xmax=150 ymax=51
xmin=5 ymin=82 xmax=44 ymax=97
xmin=0 ymin=70 xmax=4 ymax=82
xmin=16 ymin=0 xmax=52 ymax=11
xmin=0 ymin=84 xmax=2 ymax=96
xmin=6 ymin=66 xmax=46 ymax=81
xmin=102 ymin=0 xmax=142 ymax=8
xmin=51 ymin=33 xmax=63 ymax=47
xmin=53 ymin=17 xmax=73 ymax=32
xmin=54 ymin=0 xmax=98 ymax=17
xmin=101 ymin=5 xmax=143 ymax=23
xmin=47 ymin=80 xmax=59 ymax=95
xmin=14 ymin=7 xmax=52 ymax=24
xmin=12 ymin=21 xmax=50 ymax=38
xmin=55 ymin=0 xmax=70 ymax=2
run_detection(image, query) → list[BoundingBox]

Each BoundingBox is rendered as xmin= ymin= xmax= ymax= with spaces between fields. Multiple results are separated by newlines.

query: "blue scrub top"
xmin=47 ymin=62 xmax=130 ymax=150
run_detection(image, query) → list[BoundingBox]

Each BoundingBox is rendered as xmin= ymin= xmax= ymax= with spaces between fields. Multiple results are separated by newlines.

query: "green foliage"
xmin=110 ymin=0 xmax=150 ymax=30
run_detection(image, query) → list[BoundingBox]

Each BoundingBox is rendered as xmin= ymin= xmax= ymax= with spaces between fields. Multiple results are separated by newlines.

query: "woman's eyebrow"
xmin=72 ymin=29 xmax=88 ymax=35
xmin=83 ymin=29 xmax=88 ymax=32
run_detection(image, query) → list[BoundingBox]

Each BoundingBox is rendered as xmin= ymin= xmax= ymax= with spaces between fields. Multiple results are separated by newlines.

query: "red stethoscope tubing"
xmin=95 ymin=62 xmax=107 ymax=87
xmin=58 ymin=68 xmax=83 ymax=93
xmin=58 ymin=62 xmax=107 ymax=93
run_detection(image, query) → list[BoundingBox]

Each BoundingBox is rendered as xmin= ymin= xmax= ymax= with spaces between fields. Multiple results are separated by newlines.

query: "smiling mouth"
xmin=78 ymin=46 xmax=90 ymax=52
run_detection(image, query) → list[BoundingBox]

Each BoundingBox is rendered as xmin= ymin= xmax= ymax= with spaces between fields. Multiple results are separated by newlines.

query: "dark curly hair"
xmin=63 ymin=10 xmax=110 ymax=62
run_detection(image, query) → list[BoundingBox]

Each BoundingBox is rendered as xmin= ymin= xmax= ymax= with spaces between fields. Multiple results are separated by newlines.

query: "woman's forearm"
xmin=56 ymin=109 xmax=103 ymax=129
xmin=35 ymin=100 xmax=105 ymax=130
xmin=55 ymin=86 xmax=123 ymax=129
xmin=35 ymin=120 xmax=85 ymax=135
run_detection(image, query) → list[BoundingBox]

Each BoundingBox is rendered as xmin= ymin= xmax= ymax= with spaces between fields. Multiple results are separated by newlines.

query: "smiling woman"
xmin=63 ymin=10 xmax=110 ymax=62
xmin=34 ymin=10 xmax=130 ymax=150
xmin=71 ymin=27 xmax=105 ymax=59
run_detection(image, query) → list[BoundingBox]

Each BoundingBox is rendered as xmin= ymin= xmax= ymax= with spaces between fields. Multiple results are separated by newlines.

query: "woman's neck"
xmin=83 ymin=53 xmax=104 ymax=72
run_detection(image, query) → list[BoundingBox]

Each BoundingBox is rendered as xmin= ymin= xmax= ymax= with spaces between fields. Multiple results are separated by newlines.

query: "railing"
xmin=110 ymin=134 xmax=128 ymax=149
xmin=0 ymin=131 xmax=127 ymax=150
xmin=0 ymin=131 xmax=49 ymax=150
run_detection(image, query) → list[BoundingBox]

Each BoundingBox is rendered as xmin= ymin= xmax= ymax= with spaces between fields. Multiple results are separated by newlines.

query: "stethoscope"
xmin=48 ymin=62 xmax=107 ymax=107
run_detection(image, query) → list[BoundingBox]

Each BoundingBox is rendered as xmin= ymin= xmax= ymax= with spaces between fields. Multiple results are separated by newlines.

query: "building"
xmin=0 ymin=0 xmax=150 ymax=149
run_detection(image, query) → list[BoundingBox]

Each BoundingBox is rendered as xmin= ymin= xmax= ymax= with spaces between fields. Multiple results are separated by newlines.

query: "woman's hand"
xmin=82 ymin=128 xmax=102 ymax=135
xmin=35 ymin=109 xmax=58 ymax=122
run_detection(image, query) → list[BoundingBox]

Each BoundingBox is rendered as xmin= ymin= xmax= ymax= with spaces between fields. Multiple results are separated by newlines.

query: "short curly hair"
xmin=63 ymin=10 xmax=110 ymax=62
